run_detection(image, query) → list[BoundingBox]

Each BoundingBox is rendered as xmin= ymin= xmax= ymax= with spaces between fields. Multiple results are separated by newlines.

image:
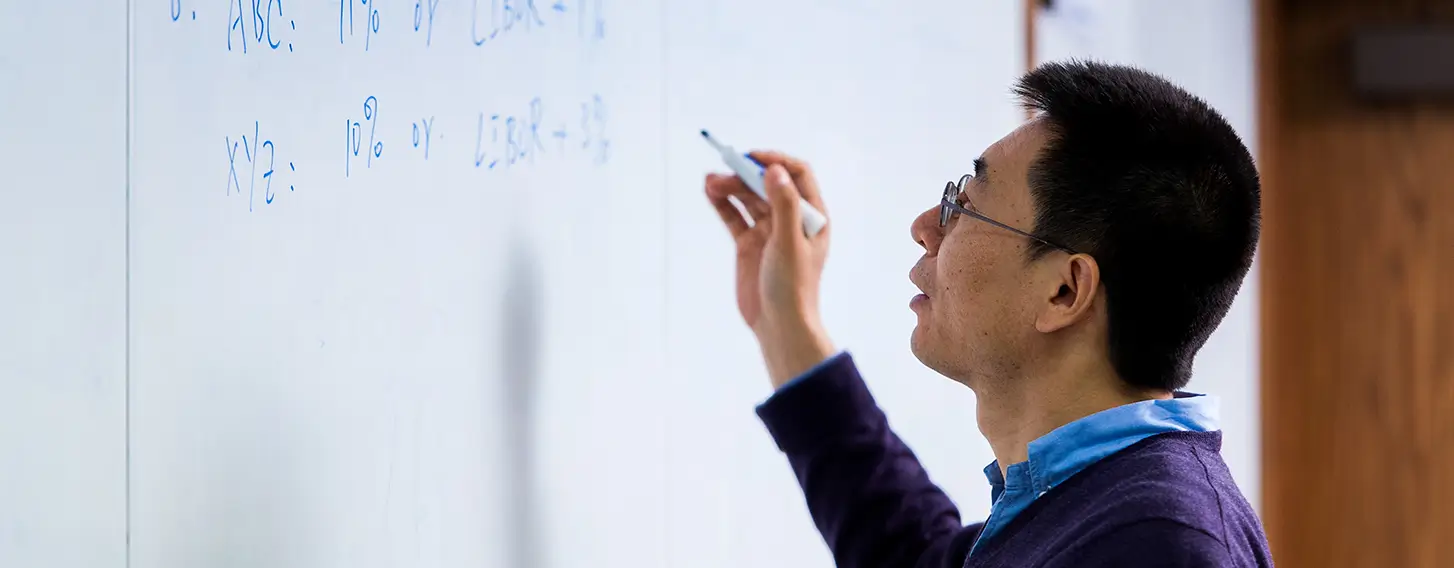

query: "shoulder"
xmin=1046 ymin=517 xmax=1231 ymax=568
xmin=1064 ymin=431 xmax=1269 ymax=562
xmin=1093 ymin=432 xmax=1232 ymax=524
xmin=974 ymin=432 xmax=1270 ymax=567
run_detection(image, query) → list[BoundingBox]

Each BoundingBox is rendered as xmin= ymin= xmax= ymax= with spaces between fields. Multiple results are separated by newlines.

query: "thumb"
xmin=763 ymin=164 xmax=802 ymax=242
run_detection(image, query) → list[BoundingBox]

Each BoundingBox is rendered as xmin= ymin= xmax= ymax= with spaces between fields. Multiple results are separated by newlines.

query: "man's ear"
xmin=1035 ymin=254 xmax=1101 ymax=334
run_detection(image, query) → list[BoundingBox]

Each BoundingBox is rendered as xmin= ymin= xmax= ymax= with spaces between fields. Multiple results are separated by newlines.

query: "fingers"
xmin=706 ymin=172 xmax=770 ymax=220
xmin=762 ymin=164 xmax=803 ymax=243
xmin=705 ymin=173 xmax=769 ymax=236
xmin=706 ymin=180 xmax=749 ymax=237
xmin=748 ymin=150 xmax=826 ymax=215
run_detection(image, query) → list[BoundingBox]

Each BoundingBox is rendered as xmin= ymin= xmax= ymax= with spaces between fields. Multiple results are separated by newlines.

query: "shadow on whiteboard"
xmin=501 ymin=235 xmax=542 ymax=568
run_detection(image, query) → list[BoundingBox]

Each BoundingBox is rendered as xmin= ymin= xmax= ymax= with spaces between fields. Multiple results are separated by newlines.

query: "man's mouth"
xmin=909 ymin=262 xmax=931 ymax=308
xmin=909 ymin=262 xmax=930 ymax=296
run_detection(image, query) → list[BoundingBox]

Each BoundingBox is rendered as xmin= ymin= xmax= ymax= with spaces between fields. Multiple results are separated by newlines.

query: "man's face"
xmin=908 ymin=119 xmax=1054 ymax=384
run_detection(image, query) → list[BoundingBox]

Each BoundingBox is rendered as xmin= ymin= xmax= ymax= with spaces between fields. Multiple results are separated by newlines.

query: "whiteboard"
xmin=662 ymin=2 xmax=1028 ymax=565
xmin=123 ymin=2 xmax=1026 ymax=566
xmin=130 ymin=1 xmax=666 ymax=566
xmin=5 ymin=0 xmax=1253 ymax=566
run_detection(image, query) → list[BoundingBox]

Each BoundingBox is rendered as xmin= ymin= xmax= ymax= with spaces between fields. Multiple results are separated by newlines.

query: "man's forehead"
xmin=968 ymin=119 xmax=1050 ymax=216
xmin=981 ymin=118 xmax=1051 ymax=167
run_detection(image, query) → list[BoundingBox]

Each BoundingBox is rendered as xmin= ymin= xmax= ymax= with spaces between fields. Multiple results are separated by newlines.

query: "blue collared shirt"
xmin=968 ymin=391 xmax=1220 ymax=556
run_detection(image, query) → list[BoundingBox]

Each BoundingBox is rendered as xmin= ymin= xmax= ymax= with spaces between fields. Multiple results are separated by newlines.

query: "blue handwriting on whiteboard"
xmin=340 ymin=0 xmax=381 ymax=50
xmin=414 ymin=0 xmax=440 ymax=46
xmin=170 ymin=0 xmax=196 ymax=21
xmin=473 ymin=114 xmax=500 ymax=169
xmin=346 ymin=96 xmax=384 ymax=176
xmin=579 ymin=93 xmax=609 ymax=164
xmin=475 ymin=95 xmax=609 ymax=171
xmin=228 ymin=0 xmax=295 ymax=53
xmin=472 ymin=0 xmax=556 ymax=46
xmin=474 ymin=97 xmax=543 ymax=169
xmin=225 ymin=122 xmax=294 ymax=211
xmin=412 ymin=116 xmax=437 ymax=160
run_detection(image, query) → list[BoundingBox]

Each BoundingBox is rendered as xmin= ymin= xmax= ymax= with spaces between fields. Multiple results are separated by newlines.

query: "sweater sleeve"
xmin=755 ymin=352 xmax=971 ymax=568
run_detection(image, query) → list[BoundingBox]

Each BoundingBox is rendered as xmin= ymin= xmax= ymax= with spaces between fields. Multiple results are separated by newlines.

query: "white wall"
xmin=0 ymin=2 xmax=128 ymax=566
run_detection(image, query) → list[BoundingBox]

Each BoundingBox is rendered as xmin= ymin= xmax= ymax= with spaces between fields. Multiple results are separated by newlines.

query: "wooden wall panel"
xmin=1260 ymin=0 xmax=1454 ymax=566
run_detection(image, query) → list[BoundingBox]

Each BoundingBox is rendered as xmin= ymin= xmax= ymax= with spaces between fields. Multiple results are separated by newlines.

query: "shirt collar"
xmin=982 ymin=392 xmax=1220 ymax=496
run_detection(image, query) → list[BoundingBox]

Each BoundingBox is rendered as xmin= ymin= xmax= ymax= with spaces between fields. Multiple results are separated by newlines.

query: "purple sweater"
xmin=755 ymin=353 xmax=1274 ymax=567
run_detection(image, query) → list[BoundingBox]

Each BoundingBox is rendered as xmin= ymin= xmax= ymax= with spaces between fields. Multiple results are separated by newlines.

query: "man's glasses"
xmin=940 ymin=174 xmax=1077 ymax=254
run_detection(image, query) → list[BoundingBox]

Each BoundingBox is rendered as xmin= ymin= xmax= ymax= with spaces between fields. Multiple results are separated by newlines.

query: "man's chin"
xmin=908 ymin=331 xmax=968 ymax=384
xmin=908 ymin=326 xmax=931 ymax=365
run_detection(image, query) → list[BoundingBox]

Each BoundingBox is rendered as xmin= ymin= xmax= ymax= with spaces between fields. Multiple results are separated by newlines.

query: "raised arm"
xmin=703 ymin=151 xmax=978 ymax=566
xmin=756 ymin=352 xmax=977 ymax=567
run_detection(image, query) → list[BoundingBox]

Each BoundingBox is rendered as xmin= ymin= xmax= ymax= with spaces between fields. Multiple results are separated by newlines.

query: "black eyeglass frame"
xmin=939 ymin=173 xmax=1077 ymax=254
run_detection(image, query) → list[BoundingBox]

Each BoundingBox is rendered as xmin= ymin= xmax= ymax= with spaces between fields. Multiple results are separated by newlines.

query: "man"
xmin=703 ymin=61 xmax=1273 ymax=567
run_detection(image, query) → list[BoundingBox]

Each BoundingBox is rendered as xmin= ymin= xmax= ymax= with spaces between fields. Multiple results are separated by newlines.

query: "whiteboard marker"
xmin=701 ymin=130 xmax=828 ymax=237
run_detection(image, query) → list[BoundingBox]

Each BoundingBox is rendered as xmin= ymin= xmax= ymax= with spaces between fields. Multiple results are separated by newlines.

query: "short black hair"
xmin=1013 ymin=60 xmax=1261 ymax=392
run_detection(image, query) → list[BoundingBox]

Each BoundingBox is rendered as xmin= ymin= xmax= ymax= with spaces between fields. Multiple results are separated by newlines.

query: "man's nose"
xmin=911 ymin=206 xmax=944 ymax=256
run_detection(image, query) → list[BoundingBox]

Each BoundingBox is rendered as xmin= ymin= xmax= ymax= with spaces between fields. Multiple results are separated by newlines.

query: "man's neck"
xmin=974 ymin=358 xmax=1171 ymax=477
